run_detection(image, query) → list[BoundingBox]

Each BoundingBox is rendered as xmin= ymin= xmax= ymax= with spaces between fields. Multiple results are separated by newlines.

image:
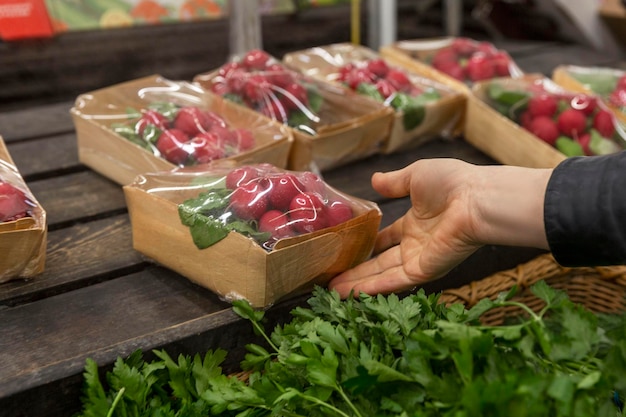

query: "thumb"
xmin=371 ymin=165 xmax=412 ymax=199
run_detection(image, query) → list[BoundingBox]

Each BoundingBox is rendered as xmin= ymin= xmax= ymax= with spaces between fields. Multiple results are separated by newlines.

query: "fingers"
xmin=373 ymin=217 xmax=404 ymax=255
xmin=328 ymin=246 xmax=427 ymax=298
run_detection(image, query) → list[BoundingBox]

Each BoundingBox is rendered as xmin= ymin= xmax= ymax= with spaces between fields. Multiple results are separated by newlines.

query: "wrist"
xmin=471 ymin=165 xmax=552 ymax=250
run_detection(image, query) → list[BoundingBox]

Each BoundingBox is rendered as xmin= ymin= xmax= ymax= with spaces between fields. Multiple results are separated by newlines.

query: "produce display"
xmin=199 ymin=49 xmax=324 ymax=135
xmin=485 ymin=78 xmax=625 ymax=157
xmin=74 ymin=282 xmax=626 ymax=416
xmin=112 ymin=102 xmax=256 ymax=166
xmin=179 ymin=164 xmax=360 ymax=251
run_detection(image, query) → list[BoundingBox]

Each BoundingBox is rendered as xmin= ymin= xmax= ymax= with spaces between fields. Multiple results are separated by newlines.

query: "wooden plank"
xmin=0 ymin=290 xmax=308 ymax=417
xmin=27 ymin=171 xmax=126 ymax=228
xmin=0 ymin=214 xmax=143 ymax=306
xmin=6 ymin=133 xmax=80 ymax=180
xmin=0 ymin=267 xmax=231 ymax=398
xmin=0 ymin=101 xmax=75 ymax=141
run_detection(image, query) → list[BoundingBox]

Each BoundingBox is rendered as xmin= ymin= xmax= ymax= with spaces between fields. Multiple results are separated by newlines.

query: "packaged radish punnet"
xmin=482 ymin=76 xmax=626 ymax=157
xmin=553 ymin=65 xmax=626 ymax=126
xmin=283 ymin=42 xmax=467 ymax=153
xmin=392 ymin=37 xmax=524 ymax=85
xmin=0 ymin=137 xmax=47 ymax=282
xmin=71 ymin=75 xmax=293 ymax=186
xmin=193 ymin=50 xmax=395 ymax=172
xmin=123 ymin=163 xmax=382 ymax=307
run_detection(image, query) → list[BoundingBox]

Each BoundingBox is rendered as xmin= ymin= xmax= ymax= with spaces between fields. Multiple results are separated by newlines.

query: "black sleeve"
xmin=544 ymin=151 xmax=626 ymax=267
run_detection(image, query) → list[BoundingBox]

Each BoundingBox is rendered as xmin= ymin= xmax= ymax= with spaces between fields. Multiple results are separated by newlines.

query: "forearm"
xmin=470 ymin=164 xmax=552 ymax=250
xmin=544 ymin=153 xmax=626 ymax=266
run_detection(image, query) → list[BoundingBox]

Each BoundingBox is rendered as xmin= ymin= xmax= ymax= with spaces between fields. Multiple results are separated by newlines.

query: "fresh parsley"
xmin=74 ymin=282 xmax=626 ymax=416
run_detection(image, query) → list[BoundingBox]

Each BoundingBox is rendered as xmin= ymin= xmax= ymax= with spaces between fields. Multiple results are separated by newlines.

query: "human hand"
xmin=328 ymin=158 xmax=551 ymax=298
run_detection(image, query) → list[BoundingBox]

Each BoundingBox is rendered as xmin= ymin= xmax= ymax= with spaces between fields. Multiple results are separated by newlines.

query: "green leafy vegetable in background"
xmin=74 ymin=282 xmax=626 ymax=417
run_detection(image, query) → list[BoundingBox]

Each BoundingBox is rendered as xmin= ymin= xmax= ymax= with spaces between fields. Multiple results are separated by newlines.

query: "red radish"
xmin=259 ymin=209 xmax=293 ymax=239
xmin=491 ymin=51 xmax=512 ymax=77
xmin=528 ymin=94 xmax=558 ymax=118
xmin=466 ymin=54 xmax=495 ymax=81
xmin=325 ymin=200 xmax=353 ymax=226
xmin=299 ymin=171 xmax=325 ymax=196
xmin=156 ymin=129 xmax=189 ymax=165
xmin=385 ymin=69 xmax=411 ymax=91
xmin=366 ymin=58 xmax=390 ymax=78
xmin=593 ymin=110 xmax=615 ymax=138
xmin=226 ymin=166 xmax=260 ymax=189
xmin=188 ymin=133 xmax=225 ymax=163
xmin=570 ymin=95 xmax=596 ymax=116
xmin=557 ymin=109 xmax=587 ymax=137
xmin=174 ymin=107 xmax=212 ymax=137
xmin=528 ymin=116 xmax=560 ymax=145
xmin=451 ymin=38 xmax=475 ymax=55
xmin=218 ymin=61 xmax=241 ymax=78
xmin=0 ymin=182 xmax=31 ymax=222
xmin=229 ymin=179 xmax=270 ymax=221
xmin=288 ymin=191 xmax=328 ymax=233
xmin=374 ymin=79 xmax=396 ymax=99
xmin=268 ymin=174 xmax=304 ymax=211
xmin=242 ymin=49 xmax=271 ymax=70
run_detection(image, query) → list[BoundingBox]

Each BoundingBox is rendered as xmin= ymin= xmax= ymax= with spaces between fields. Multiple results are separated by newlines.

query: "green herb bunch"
xmin=75 ymin=282 xmax=626 ymax=417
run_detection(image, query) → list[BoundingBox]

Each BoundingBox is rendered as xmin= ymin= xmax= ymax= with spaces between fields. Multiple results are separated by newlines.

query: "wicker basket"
xmin=440 ymin=253 xmax=626 ymax=325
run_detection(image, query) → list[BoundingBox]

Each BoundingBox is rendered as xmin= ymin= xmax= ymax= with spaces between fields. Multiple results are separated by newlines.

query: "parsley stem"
xmin=336 ymin=385 xmax=364 ymax=417
xmin=106 ymin=387 xmax=125 ymax=417
xmin=250 ymin=319 xmax=279 ymax=352
xmin=294 ymin=391 xmax=354 ymax=417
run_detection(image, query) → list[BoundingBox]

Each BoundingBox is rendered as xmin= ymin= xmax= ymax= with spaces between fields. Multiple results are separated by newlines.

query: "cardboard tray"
xmin=282 ymin=42 xmax=467 ymax=154
xmin=464 ymin=75 xmax=567 ymax=168
xmin=552 ymin=65 xmax=626 ymax=126
xmin=123 ymin=172 xmax=382 ymax=308
xmin=71 ymin=75 xmax=294 ymax=186
xmin=0 ymin=137 xmax=47 ymax=283
xmin=193 ymin=70 xmax=395 ymax=172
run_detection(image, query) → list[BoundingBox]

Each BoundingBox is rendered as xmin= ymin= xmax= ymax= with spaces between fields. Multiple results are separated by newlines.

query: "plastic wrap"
xmin=479 ymin=76 xmax=626 ymax=157
xmin=283 ymin=42 xmax=467 ymax=153
xmin=0 ymin=137 xmax=47 ymax=283
xmin=193 ymin=49 xmax=394 ymax=171
xmin=380 ymin=37 xmax=524 ymax=93
xmin=123 ymin=162 xmax=381 ymax=307
xmin=71 ymin=74 xmax=293 ymax=186
xmin=552 ymin=65 xmax=626 ymax=126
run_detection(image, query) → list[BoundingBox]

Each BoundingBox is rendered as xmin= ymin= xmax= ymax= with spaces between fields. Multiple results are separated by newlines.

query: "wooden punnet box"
xmin=0 ymin=137 xmax=47 ymax=282
xmin=282 ymin=42 xmax=466 ymax=154
xmin=465 ymin=74 xmax=626 ymax=168
xmin=123 ymin=164 xmax=382 ymax=308
xmin=193 ymin=67 xmax=394 ymax=172
xmin=71 ymin=75 xmax=294 ymax=186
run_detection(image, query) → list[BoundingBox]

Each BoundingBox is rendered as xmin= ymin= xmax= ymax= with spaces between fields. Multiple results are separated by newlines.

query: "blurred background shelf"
xmin=3 ymin=0 xmax=624 ymax=112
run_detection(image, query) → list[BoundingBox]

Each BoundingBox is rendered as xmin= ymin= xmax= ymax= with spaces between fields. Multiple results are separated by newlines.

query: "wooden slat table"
xmin=0 ymin=39 xmax=622 ymax=417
